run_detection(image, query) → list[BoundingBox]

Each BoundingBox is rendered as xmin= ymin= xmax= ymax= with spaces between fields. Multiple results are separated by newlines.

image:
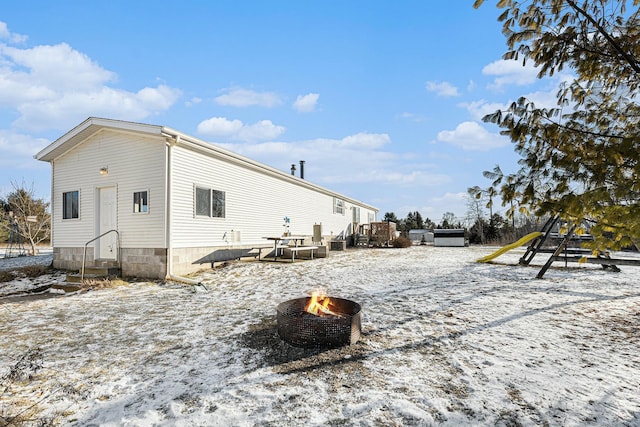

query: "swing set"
xmin=3 ymin=215 xmax=27 ymax=258
xmin=479 ymin=214 xmax=640 ymax=278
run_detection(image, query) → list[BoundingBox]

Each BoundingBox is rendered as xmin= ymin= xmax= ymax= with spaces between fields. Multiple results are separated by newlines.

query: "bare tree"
xmin=0 ymin=181 xmax=50 ymax=255
xmin=466 ymin=188 xmax=486 ymax=243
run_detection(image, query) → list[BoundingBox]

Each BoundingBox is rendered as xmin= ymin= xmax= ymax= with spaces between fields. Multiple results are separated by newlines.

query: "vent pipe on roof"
xmin=299 ymin=160 xmax=305 ymax=179
xmin=290 ymin=164 xmax=296 ymax=176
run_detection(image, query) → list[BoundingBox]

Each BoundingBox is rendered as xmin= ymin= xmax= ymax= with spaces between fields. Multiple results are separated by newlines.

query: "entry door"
xmin=98 ymin=187 xmax=117 ymax=259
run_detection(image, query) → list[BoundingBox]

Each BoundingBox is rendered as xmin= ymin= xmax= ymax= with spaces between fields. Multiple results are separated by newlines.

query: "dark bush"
xmin=0 ymin=265 xmax=49 ymax=282
xmin=19 ymin=265 xmax=49 ymax=278
xmin=392 ymin=237 xmax=412 ymax=248
xmin=0 ymin=270 xmax=15 ymax=282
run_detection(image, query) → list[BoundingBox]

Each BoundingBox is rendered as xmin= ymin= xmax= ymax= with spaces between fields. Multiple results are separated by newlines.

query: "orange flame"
xmin=305 ymin=291 xmax=341 ymax=317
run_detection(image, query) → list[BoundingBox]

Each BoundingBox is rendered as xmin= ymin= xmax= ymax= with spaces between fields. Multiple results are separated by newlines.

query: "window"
xmin=62 ymin=190 xmax=79 ymax=219
xmin=195 ymin=187 xmax=211 ymax=216
xmin=212 ymin=189 xmax=225 ymax=218
xmin=368 ymin=212 xmax=375 ymax=223
xmin=352 ymin=206 xmax=361 ymax=223
xmin=195 ymin=186 xmax=225 ymax=218
xmin=333 ymin=197 xmax=345 ymax=215
xmin=133 ymin=191 xmax=149 ymax=213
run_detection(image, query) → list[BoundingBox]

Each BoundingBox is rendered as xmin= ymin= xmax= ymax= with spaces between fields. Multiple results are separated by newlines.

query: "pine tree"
xmin=474 ymin=0 xmax=640 ymax=250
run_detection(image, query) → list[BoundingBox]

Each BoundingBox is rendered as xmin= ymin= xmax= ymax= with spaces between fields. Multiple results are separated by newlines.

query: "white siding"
xmin=51 ymin=130 xmax=166 ymax=249
xmin=169 ymin=145 xmax=375 ymax=248
xmin=433 ymin=237 xmax=465 ymax=247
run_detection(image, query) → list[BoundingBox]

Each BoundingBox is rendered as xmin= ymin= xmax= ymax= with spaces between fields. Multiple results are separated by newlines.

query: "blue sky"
xmin=0 ymin=1 xmax=566 ymax=224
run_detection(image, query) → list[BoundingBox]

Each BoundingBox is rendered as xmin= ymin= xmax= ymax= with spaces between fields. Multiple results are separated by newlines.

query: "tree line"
xmin=381 ymin=211 xmax=462 ymax=233
xmin=379 ymin=205 xmax=547 ymax=245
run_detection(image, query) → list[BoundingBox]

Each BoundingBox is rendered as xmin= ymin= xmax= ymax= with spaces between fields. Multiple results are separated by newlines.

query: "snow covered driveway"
xmin=1 ymin=246 xmax=639 ymax=426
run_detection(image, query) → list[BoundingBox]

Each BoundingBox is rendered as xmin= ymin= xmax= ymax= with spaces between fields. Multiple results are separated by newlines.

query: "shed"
xmin=408 ymin=229 xmax=433 ymax=245
xmin=35 ymin=117 xmax=378 ymax=279
xmin=433 ymin=229 xmax=466 ymax=247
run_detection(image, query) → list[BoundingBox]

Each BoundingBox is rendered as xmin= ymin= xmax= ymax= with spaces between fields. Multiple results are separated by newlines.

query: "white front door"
xmin=98 ymin=186 xmax=117 ymax=259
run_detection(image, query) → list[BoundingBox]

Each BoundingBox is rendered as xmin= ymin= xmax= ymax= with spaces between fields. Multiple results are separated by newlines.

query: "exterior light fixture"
xmin=99 ymin=166 xmax=109 ymax=175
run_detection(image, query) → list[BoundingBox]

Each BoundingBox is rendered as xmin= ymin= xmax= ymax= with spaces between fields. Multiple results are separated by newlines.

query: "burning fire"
xmin=305 ymin=290 xmax=341 ymax=317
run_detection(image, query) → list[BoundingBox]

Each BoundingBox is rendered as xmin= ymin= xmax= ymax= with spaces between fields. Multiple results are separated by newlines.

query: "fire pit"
xmin=276 ymin=294 xmax=362 ymax=348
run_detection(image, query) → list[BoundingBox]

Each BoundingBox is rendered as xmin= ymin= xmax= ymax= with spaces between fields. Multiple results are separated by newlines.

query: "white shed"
xmin=35 ymin=117 xmax=378 ymax=279
xmin=433 ymin=229 xmax=466 ymax=247
xmin=408 ymin=229 xmax=433 ymax=244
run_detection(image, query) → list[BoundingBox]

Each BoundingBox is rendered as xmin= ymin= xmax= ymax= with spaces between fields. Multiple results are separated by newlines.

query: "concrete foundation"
xmin=53 ymin=246 xmax=167 ymax=279
xmin=53 ymin=239 xmax=331 ymax=280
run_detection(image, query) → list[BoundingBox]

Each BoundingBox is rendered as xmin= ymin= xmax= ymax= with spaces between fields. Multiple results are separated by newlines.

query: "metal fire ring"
xmin=276 ymin=297 xmax=362 ymax=348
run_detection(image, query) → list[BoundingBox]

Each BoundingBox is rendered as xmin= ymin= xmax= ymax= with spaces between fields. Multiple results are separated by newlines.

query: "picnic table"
xmin=262 ymin=236 xmax=317 ymax=262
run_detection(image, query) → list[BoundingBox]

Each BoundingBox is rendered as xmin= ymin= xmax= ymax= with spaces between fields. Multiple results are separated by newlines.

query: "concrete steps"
xmin=65 ymin=260 xmax=121 ymax=284
xmin=66 ymin=268 xmax=121 ymax=283
xmin=50 ymin=283 xmax=83 ymax=293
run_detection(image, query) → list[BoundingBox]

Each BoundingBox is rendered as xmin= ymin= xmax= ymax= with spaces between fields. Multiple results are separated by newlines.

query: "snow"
xmin=0 ymin=248 xmax=61 ymax=297
xmin=1 ymin=246 xmax=639 ymax=426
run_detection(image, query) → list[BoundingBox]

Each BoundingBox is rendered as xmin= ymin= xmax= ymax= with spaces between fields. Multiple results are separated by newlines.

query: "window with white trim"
xmin=333 ymin=197 xmax=345 ymax=215
xmin=195 ymin=186 xmax=225 ymax=218
xmin=62 ymin=190 xmax=79 ymax=220
xmin=133 ymin=191 xmax=149 ymax=213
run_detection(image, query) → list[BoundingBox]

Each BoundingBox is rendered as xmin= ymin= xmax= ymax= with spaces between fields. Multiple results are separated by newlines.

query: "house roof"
xmin=35 ymin=117 xmax=378 ymax=212
xmin=34 ymin=117 xmax=164 ymax=162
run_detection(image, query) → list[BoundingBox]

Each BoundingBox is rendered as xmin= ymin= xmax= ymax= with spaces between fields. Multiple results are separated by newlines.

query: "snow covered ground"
xmin=0 ymin=248 xmax=58 ymax=298
xmin=0 ymin=247 xmax=53 ymax=269
xmin=1 ymin=246 xmax=639 ymax=426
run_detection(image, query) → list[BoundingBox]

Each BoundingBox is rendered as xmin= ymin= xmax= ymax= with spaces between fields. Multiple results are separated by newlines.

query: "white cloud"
xmin=1 ymin=43 xmax=115 ymax=91
xmin=136 ymin=85 xmax=181 ymax=110
xmin=13 ymin=84 xmax=181 ymax=132
xmin=522 ymin=85 xmax=567 ymax=109
xmin=431 ymin=191 xmax=468 ymax=205
xmin=437 ymin=121 xmax=509 ymax=151
xmin=396 ymin=112 xmax=427 ymax=122
xmin=336 ymin=132 xmax=390 ymax=150
xmin=214 ymin=88 xmax=282 ymax=108
xmin=423 ymin=192 xmax=469 ymax=221
xmin=482 ymin=59 xmax=541 ymax=90
xmin=215 ymin=132 xmax=448 ymax=189
xmin=197 ymin=117 xmax=285 ymax=141
xmin=459 ymin=100 xmax=507 ymax=121
xmin=185 ymin=97 xmax=203 ymax=107
xmin=323 ymin=169 xmax=451 ymax=186
xmin=0 ymin=21 xmax=27 ymax=43
xmin=0 ymin=129 xmax=50 ymax=168
xmin=238 ymin=120 xmax=285 ymax=141
xmin=396 ymin=191 xmax=470 ymax=223
xmin=460 ymin=78 xmax=568 ymax=122
xmin=292 ymin=93 xmax=319 ymax=112
xmin=197 ymin=117 xmax=243 ymax=136
xmin=425 ymin=81 xmax=460 ymax=97
xmin=467 ymin=80 xmax=476 ymax=92
xmin=0 ymin=41 xmax=181 ymax=131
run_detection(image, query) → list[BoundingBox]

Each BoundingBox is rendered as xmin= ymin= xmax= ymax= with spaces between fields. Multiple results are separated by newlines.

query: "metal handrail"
xmin=81 ymin=229 xmax=121 ymax=282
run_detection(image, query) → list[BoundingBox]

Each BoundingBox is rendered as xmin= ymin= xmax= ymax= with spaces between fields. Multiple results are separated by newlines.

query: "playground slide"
xmin=477 ymin=231 xmax=542 ymax=263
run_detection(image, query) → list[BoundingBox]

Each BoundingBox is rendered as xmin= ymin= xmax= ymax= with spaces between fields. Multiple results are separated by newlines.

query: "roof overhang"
xmin=34 ymin=117 xmax=164 ymax=162
xmin=35 ymin=117 xmax=379 ymax=212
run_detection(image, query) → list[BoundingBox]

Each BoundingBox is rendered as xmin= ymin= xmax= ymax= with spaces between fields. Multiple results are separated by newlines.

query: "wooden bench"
xmin=286 ymin=245 xmax=319 ymax=262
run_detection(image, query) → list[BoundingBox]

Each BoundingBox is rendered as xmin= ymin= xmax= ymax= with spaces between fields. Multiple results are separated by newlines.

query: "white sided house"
xmin=35 ymin=117 xmax=378 ymax=279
